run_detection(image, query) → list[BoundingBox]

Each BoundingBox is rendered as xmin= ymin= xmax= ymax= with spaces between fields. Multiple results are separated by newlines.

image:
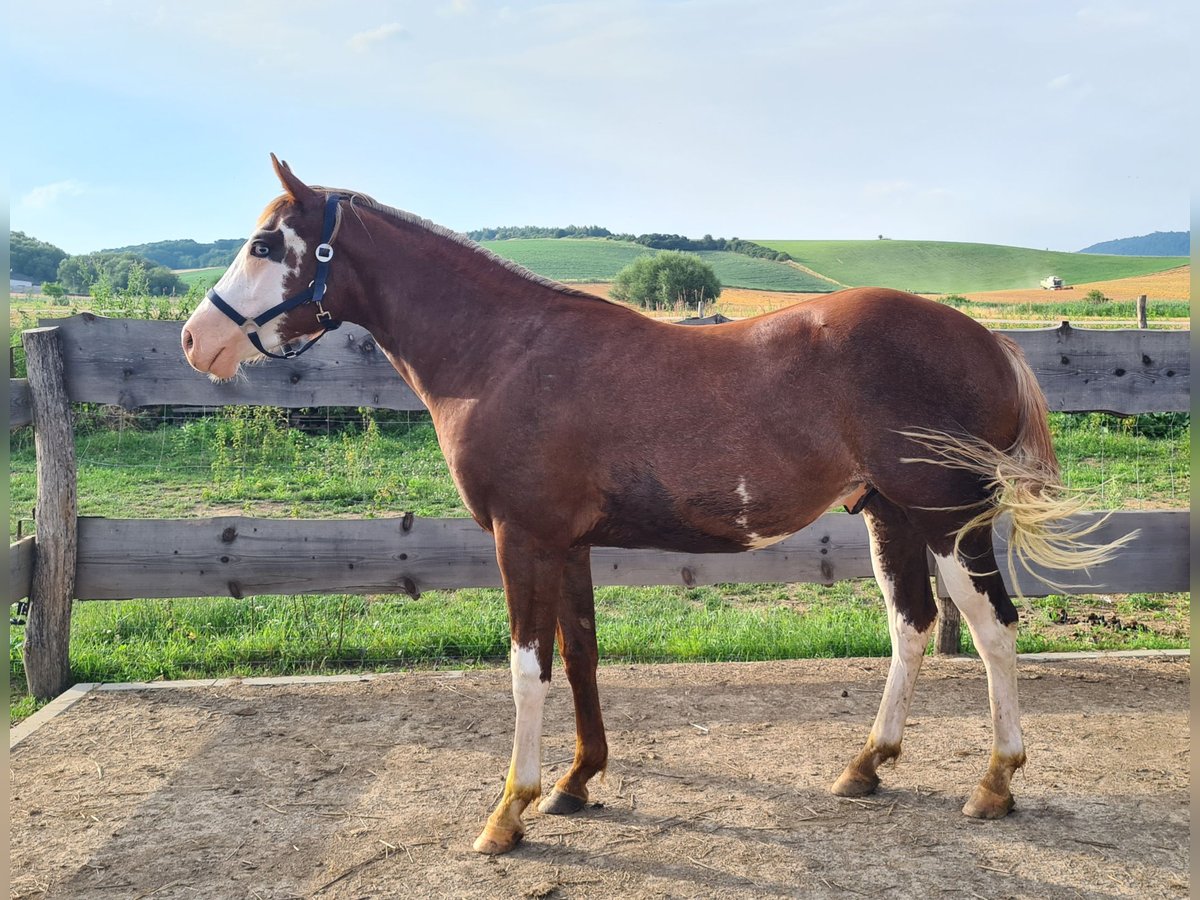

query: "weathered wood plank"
xmin=22 ymin=327 xmax=78 ymax=700
xmin=993 ymin=509 xmax=1189 ymax=596
xmin=9 ymin=537 xmax=35 ymax=603
xmin=35 ymin=316 xmax=1189 ymax=415
xmin=72 ymin=510 xmax=1185 ymax=601
xmin=10 ymin=378 xmax=32 ymax=428
xmin=1005 ymin=324 xmax=1189 ymax=415
xmin=40 ymin=315 xmax=424 ymax=410
xmin=72 ymin=513 xmax=876 ymax=599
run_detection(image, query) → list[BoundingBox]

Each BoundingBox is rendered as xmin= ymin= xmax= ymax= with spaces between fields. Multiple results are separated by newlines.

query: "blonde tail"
xmin=900 ymin=335 xmax=1137 ymax=595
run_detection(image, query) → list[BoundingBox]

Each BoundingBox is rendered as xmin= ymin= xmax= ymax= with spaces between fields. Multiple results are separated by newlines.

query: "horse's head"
xmin=182 ymin=154 xmax=345 ymax=380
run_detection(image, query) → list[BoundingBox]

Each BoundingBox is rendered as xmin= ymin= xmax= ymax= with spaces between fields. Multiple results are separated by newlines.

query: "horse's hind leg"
xmin=539 ymin=547 xmax=609 ymax=815
xmin=930 ymin=533 xmax=1026 ymax=819
xmin=832 ymin=497 xmax=936 ymax=797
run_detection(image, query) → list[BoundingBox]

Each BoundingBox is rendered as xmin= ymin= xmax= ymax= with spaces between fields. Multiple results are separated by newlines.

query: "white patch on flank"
xmin=865 ymin=518 xmax=931 ymax=749
xmin=735 ymin=477 xmax=752 ymax=530
xmin=509 ymin=640 xmax=549 ymax=791
xmin=744 ymin=532 xmax=790 ymax=550
xmin=933 ymin=552 xmax=1024 ymax=758
xmin=735 ymin=477 xmax=752 ymax=506
xmin=735 ymin=477 xmax=791 ymax=549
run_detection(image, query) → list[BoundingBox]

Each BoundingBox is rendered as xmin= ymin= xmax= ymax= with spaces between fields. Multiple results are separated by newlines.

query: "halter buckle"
xmin=315 ymin=303 xmax=333 ymax=324
xmin=315 ymin=243 xmax=334 ymax=263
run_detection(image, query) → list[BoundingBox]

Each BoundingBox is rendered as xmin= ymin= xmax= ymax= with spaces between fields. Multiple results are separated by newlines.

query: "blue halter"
xmin=206 ymin=193 xmax=344 ymax=360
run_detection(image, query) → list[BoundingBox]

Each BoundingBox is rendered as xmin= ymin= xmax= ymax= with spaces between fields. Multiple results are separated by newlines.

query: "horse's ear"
xmin=270 ymin=153 xmax=316 ymax=204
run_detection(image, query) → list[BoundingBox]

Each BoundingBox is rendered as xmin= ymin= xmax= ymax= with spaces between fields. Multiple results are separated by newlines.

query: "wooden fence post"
xmin=1136 ymin=294 xmax=1148 ymax=329
xmin=22 ymin=327 xmax=78 ymax=700
xmin=930 ymin=553 xmax=962 ymax=654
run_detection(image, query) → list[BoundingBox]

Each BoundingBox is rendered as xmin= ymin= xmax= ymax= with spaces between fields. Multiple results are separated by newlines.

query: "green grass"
xmin=756 ymin=240 xmax=1187 ymax=294
xmin=937 ymin=296 xmax=1190 ymax=321
xmin=8 ymin=410 xmax=1188 ymax=723
xmin=10 ymin=411 xmax=1185 ymax=540
xmin=693 ymin=251 xmax=837 ymax=292
xmin=480 ymin=238 xmax=654 ymax=281
xmin=175 ymin=267 xmax=226 ymax=290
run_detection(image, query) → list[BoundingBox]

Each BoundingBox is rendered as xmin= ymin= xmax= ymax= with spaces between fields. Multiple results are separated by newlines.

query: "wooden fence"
xmin=8 ymin=315 xmax=1191 ymax=699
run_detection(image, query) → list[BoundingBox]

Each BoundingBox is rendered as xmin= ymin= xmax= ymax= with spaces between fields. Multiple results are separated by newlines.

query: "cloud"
xmin=1047 ymin=73 xmax=1075 ymax=91
xmin=20 ymin=180 xmax=87 ymax=209
xmin=346 ymin=23 xmax=410 ymax=53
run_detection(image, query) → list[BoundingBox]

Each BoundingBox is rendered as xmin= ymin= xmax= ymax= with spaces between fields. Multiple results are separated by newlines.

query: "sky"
xmin=7 ymin=0 xmax=1192 ymax=255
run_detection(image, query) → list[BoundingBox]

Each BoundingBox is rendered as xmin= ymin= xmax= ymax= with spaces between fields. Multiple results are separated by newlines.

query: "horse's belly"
xmin=577 ymin=469 xmax=826 ymax=554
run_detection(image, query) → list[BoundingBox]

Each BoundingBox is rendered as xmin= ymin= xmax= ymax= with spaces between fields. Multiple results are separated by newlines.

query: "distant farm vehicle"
xmin=1040 ymin=275 xmax=1072 ymax=290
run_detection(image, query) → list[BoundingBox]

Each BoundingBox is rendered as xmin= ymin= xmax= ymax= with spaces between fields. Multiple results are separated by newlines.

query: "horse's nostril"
xmin=183 ymin=329 xmax=194 ymax=352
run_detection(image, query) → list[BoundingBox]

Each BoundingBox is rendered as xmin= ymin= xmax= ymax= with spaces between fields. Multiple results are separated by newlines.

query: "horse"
xmin=181 ymin=155 xmax=1128 ymax=855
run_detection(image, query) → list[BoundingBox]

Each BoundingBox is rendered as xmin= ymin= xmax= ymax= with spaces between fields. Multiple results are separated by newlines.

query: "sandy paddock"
xmin=9 ymin=654 xmax=1189 ymax=899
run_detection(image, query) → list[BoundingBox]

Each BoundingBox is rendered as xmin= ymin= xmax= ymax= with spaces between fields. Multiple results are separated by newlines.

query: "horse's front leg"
xmin=539 ymin=546 xmax=608 ymax=815
xmin=472 ymin=522 xmax=565 ymax=855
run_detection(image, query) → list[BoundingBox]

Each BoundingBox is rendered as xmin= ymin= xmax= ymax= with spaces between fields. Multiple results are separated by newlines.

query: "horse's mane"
xmin=303 ymin=186 xmax=613 ymax=304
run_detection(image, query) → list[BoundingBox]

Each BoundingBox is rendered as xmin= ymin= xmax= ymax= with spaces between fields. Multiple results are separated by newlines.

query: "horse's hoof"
xmin=962 ymin=785 xmax=1015 ymax=819
xmin=472 ymin=824 xmax=524 ymax=855
xmin=538 ymin=788 xmax=587 ymax=816
xmin=831 ymin=767 xmax=880 ymax=797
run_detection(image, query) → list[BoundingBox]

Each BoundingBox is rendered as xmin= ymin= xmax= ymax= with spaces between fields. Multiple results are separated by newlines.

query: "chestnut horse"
xmin=182 ymin=157 xmax=1126 ymax=855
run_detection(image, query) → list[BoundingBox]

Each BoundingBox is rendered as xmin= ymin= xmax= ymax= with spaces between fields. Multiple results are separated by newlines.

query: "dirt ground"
xmin=10 ymin=655 xmax=1189 ymax=899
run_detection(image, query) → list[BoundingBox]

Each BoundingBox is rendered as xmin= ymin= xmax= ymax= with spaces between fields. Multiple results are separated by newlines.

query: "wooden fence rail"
xmin=61 ymin=510 xmax=1185 ymax=602
xmin=8 ymin=314 xmax=1191 ymax=419
xmin=6 ymin=315 xmax=1191 ymax=700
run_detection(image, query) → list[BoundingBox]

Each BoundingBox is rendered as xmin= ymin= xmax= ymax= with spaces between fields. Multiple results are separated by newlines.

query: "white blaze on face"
xmin=509 ymin=640 xmax=549 ymax=791
xmin=192 ymin=220 xmax=307 ymax=362
xmin=933 ymin=552 xmax=1024 ymax=759
xmin=200 ymin=220 xmax=308 ymax=353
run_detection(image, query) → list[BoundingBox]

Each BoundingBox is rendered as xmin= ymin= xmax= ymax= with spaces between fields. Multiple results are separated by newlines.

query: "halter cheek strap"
xmin=206 ymin=193 xmax=344 ymax=360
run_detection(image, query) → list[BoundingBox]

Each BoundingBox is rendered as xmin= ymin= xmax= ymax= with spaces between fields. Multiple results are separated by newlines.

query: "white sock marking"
xmin=934 ymin=552 xmax=1024 ymax=758
xmin=509 ymin=640 xmax=549 ymax=791
xmin=866 ymin=519 xmax=930 ymax=749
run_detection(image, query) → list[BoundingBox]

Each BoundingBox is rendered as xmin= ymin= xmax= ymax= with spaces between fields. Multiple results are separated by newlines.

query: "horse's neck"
xmin=342 ymin=213 xmax=571 ymax=405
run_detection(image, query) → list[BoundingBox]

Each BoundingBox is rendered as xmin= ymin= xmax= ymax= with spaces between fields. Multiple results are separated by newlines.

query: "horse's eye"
xmin=251 ymin=241 xmax=271 ymax=258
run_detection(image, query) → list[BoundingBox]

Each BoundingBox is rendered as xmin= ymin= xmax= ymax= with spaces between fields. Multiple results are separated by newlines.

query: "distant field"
xmin=692 ymin=250 xmax=838 ymax=292
xmin=480 ymin=238 xmax=652 ymax=281
xmin=175 ymin=267 xmax=225 ymax=290
xmin=963 ymin=265 xmax=1190 ymax=304
xmin=756 ymin=239 xmax=1187 ymax=294
xmin=480 ymin=240 xmax=833 ymax=292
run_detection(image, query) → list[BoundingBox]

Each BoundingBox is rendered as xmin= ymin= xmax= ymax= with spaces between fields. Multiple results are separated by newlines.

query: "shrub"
xmin=610 ymin=252 xmax=722 ymax=311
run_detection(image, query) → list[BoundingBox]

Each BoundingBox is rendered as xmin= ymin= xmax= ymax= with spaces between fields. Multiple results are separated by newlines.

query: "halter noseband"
xmin=206 ymin=193 xmax=344 ymax=360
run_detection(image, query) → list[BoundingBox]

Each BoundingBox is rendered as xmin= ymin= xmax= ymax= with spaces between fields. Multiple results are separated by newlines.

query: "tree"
xmin=56 ymin=252 xmax=185 ymax=295
xmin=41 ymin=281 xmax=67 ymax=304
xmin=10 ymin=231 xmax=68 ymax=282
xmin=609 ymin=252 xmax=722 ymax=312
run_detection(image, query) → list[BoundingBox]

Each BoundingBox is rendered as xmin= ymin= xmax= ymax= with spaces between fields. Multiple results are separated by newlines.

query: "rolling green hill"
xmin=175 ymin=267 xmax=226 ymax=291
xmin=479 ymin=238 xmax=652 ymax=281
xmin=177 ymin=237 xmax=1187 ymax=298
xmin=755 ymin=239 xmax=1187 ymax=294
xmin=692 ymin=251 xmax=839 ymax=292
xmin=481 ymin=239 xmax=834 ymax=291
